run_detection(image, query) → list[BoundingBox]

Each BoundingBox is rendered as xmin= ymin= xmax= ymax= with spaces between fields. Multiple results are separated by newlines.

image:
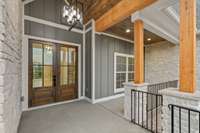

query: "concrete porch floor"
xmin=18 ymin=98 xmax=149 ymax=133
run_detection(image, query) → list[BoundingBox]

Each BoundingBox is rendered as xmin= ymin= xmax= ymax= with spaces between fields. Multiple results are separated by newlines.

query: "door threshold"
xmin=25 ymin=97 xmax=85 ymax=112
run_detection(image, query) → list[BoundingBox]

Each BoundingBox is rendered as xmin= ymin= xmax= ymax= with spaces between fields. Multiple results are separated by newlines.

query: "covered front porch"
xmin=19 ymin=98 xmax=148 ymax=133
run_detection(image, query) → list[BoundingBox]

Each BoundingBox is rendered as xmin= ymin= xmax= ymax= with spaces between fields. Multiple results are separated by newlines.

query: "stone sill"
xmin=159 ymin=88 xmax=200 ymax=101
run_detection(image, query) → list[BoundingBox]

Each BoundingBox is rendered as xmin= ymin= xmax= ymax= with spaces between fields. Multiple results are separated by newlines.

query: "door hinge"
xmin=20 ymin=96 xmax=24 ymax=102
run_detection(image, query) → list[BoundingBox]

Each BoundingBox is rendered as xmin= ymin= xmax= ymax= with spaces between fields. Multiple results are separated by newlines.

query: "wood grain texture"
xmin=105 ymin=17 xmax=165 ymax=44
xmin=83 ymin=0 xmax=121 ymax=23
xmin=95 ymin=0 xmax=156 ymax=32
xmin=179 ymin=0 xmax=196 ymax=93
xmin=134 ymin=20 xmax=144 ymax=84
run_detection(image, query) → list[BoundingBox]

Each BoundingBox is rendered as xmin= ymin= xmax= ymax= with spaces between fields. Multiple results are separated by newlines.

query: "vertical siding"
xmin=24 ymin=0 xmax=84 ymax=96
xmin=95 ymin=34 xmax=133 ymax=99
xmin=24 ymin=0 xmax=83 ymax=29
xmin=25 ymin=20 xmax=83 ymax=45
xmin=85 ymin=31 xmax=92 ymax=98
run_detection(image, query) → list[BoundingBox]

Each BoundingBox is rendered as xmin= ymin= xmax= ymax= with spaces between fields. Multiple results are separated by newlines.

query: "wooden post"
xmin=179 ymin=0 xmax=196 ymax=93
xmin=134 ymin=19 xmax=144 ymax=84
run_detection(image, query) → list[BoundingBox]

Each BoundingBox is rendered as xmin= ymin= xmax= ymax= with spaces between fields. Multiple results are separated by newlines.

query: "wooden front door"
xmin=56 ymin=45 xmax=78 ymax=102
xmin=29 ymin=40 xmax=78 ymax=107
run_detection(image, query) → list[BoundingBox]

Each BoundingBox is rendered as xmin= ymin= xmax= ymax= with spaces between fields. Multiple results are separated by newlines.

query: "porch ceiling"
xmin=105 ymin=17 xmax=166 ymax=44
xmin=81 ymin=0 xmax=166 ymax=44
xmin=81 ymin=0 xmax=122 ymax=23
xmin=23 ymin=0 xmax=167 ymax=44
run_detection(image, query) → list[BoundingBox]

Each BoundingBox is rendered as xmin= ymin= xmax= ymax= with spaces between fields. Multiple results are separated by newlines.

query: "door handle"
xmin=53 ymin=75 xmax=56 ymax=87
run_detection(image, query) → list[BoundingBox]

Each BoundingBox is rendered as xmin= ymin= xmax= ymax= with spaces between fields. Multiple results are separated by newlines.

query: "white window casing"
xmin=114 ymin=52 xmax=134 ymax=93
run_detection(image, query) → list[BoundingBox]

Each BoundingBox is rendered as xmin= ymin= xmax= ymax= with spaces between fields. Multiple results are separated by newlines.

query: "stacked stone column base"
xmin=124 ymin=82 xmax=148 ymax=123
xmin=160 ymin=88 xmax=200 ymax=133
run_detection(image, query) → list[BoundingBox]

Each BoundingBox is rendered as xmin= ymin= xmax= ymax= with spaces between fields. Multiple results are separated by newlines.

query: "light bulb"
xmin=72 ymin=10 xmax=76 ymax=16
xmin=77 ymin=13 xmax=81 ymax=20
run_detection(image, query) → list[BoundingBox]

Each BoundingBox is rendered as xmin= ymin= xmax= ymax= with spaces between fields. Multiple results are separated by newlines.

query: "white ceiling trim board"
xmin=23 ymin=0 xmax=36 ymax=5
xmin=131 ymin=12 xmax=179 ymax=44
xmin=164 ymin=7 xmax=180 ymax=23
xmin=142 ymin=17 xmax=179 ymax=44
xmin=96 ymin=32 xmax=134 ymax=44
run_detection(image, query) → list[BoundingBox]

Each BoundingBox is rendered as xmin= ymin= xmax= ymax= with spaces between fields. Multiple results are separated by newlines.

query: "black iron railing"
xmin=147 ymin=80 xmax=178 ymax=111
xmin=131 ymin=89 xmax=163 ymax=133
xmin=148 ymin=80 xmax=178 ymax=94
xmin=169 ymin=104 xmax=200 ymax=133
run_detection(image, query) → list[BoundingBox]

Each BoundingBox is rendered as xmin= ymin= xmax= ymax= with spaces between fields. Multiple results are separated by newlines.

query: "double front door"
xmin=29 ymin=40 xmax=78 ymax=107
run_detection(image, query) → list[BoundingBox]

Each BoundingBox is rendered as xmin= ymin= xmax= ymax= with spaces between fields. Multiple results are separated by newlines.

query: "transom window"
xmin=114 ymin=52 xmax=134 ymax=93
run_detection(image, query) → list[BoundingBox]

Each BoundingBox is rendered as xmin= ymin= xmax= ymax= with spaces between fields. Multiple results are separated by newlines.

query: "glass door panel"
xmin=30 ymin=41 xmax=55 ymax=107
xmin=57 ymin=46 xmax=78 ymax=102
xmin=29 ymin=40 xmax=78 ymax=107
xmin=33 ymin=65 xmax=43 ymax=88
xmin=60 ymin=66 xmax=68 ymax=85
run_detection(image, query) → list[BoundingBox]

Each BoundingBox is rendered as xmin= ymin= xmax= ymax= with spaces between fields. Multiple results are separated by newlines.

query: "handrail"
xmin=148 ymin=80 xmax=178 ymax=94
xmin=168 ymin=104 xmax=200 ymax=133
xmin=168 ymin=104 xmax=200 ymax=113
xmin=131 ymin=89 xmax=163 ymax=97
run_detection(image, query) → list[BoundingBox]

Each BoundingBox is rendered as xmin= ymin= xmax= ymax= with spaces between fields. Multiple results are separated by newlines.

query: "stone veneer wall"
xmin=145 ymin=39 xmax=200 ymax=89
xmin=0 ymin=0 xmax=22 ymax=133
xmin=145 ymin=41 xmax=179 ymax=84
xmin=160 ymin=88 xmax=200 ymax=133
xmin=196 ymin=40 xmax=200 ymax=89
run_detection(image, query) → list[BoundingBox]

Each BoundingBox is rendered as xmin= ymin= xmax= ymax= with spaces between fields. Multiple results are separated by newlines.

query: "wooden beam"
xmin=95 ymin=0 xmax=156 ymax=32
xmin=134 ymin=20 xmax=144 ymax=84
xmin=179 ymin=0 xmax=196 ymax=93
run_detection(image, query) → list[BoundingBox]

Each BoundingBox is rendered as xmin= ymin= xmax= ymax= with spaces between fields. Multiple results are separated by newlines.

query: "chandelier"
xmin=62 ymin=0 xmax=83 ymax=30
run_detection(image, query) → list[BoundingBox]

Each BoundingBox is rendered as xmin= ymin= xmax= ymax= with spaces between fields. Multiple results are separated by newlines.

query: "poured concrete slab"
xmin=19 ymin=99 xmax=149 ymax=133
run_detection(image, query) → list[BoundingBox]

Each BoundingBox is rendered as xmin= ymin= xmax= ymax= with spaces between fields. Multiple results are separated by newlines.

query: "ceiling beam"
xmin=95 ymin=0 xmax=157 ymax=32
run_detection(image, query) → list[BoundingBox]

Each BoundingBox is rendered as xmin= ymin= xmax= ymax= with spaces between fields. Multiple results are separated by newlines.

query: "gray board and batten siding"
xmin=24 ymin=20 xmax=83 ymax=44
xmin=85 ymin=30 xmax=92 ymax=99
xmin=24 ymin=0 xmax=84 ymax=95
xmin=24 ymin=0 xmax=136 ymax=100
xmin=95 ymin=34 xmax=133 ymax=99
xmin=24 ymin=0 xmax=83 ymax=29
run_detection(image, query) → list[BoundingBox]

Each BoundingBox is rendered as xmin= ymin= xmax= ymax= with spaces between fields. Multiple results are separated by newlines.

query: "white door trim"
xmin=91 ymin=20 xmax=96 ymax=103
xmin=22 ymin=35 xmax=82 ymax=111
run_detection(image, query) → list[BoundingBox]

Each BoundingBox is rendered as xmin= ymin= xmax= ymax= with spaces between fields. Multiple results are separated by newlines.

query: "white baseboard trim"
xmin=25 ymin=97 xmax=85 ymax=112
xmin=84 ymin=97 xmax=93 ymax=103
xmin=93 ymin=93 xmax=124 ymax=104
xmin=23 ymin=94 xmax=124 ymax=112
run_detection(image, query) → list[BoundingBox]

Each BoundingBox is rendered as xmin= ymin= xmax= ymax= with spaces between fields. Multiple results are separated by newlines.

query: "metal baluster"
xmin=131 ymin=90 xmax=133 ymax=122
xmin=134 ymin=91 xmax=136 ymax=123
xmin=199 ymin=113 xmax=200 ymax=133
xmin=179 ymin=108 xmax=181 ymax=133
xmin=138 ymin=92 xmax=140 ymax=124
xmin=156 ymin=96 xmax=158 ymax=133
xmin=142 ymin=92 xmax=144 ymax=127
xmin=151 ymin=94 xmax=153 ymax=131
xmin=188 ymin=110 xmax=190 ymax=133
xmin=147 ymin=93 xmax=149 ymax=129
xmin=171 ymin=105 xmax=174 ymax=133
